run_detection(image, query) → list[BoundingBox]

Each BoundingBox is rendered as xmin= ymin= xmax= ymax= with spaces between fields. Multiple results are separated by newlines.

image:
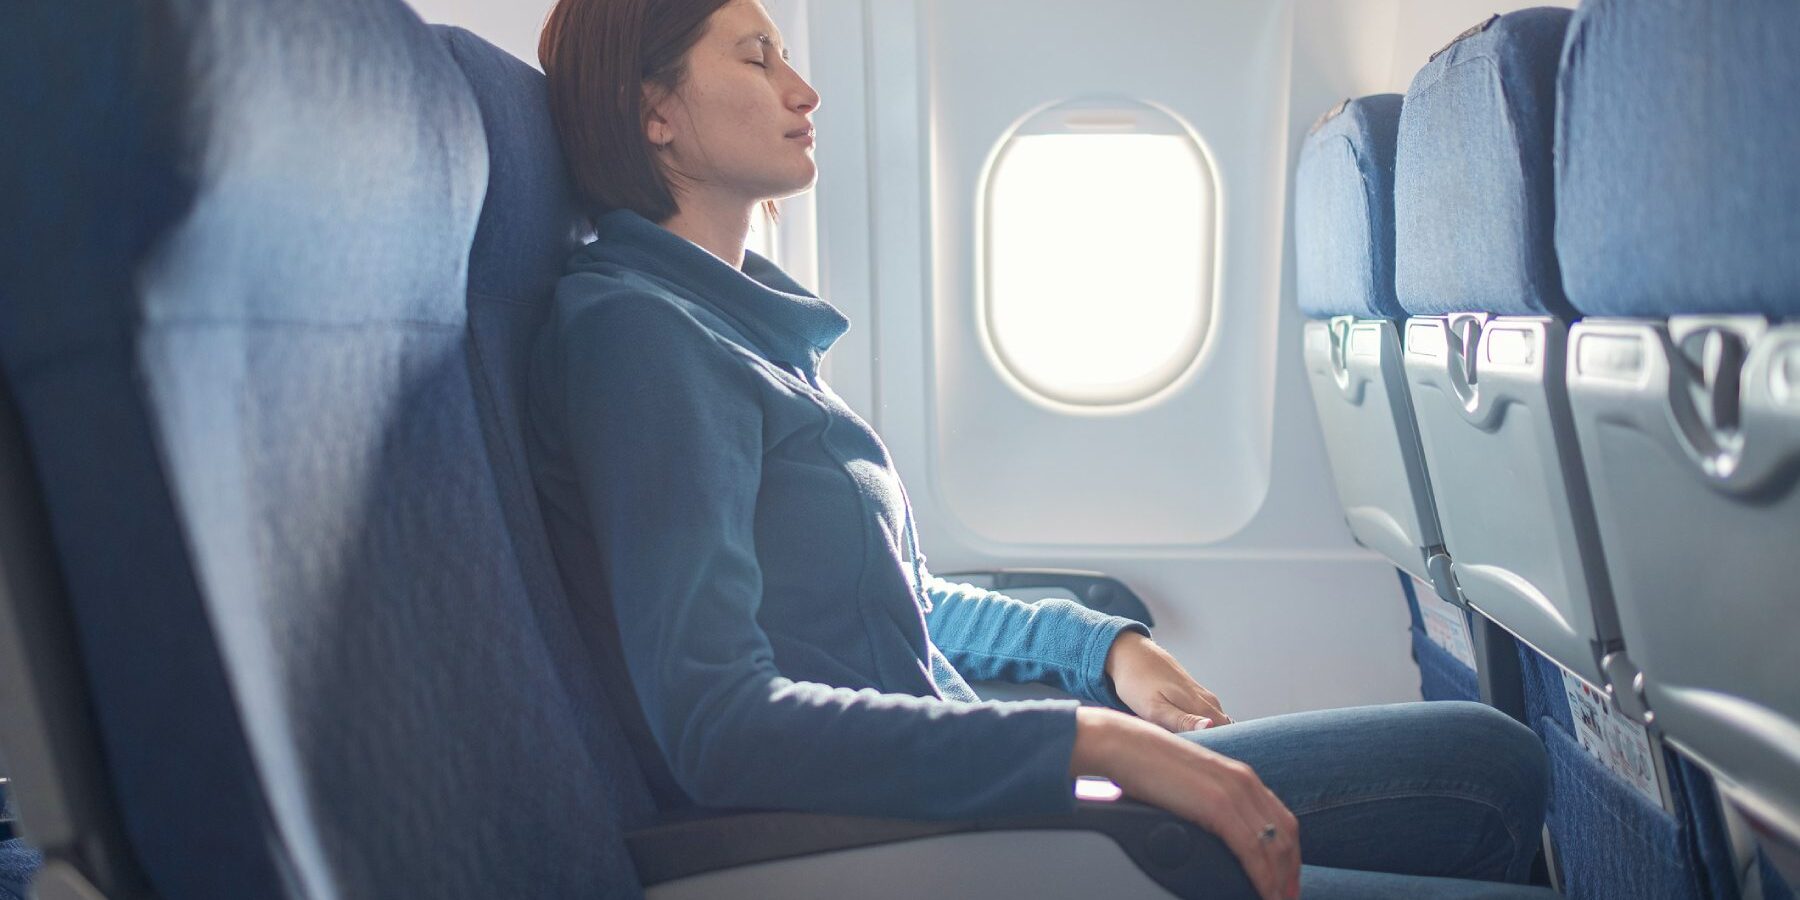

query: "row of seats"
xmin=1296 ymin=2 xmax=1798 ymax=900
xmin=0 ymin=1 xmax=1274 ymax=897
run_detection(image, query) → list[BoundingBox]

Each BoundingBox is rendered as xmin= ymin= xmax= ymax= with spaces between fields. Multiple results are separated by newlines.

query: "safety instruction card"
xmin=1562 ymin=669 xmax=1667 ymax=809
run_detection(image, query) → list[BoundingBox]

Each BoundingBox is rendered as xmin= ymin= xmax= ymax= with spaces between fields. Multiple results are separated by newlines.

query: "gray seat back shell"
xmin=1402 ymin=314 xmax=1618 ymax=688
xmin=1556 ymin=0 xmax=1800 ymax=852
xmin=1302 ymin=320 xmax=1445 ymax=586
xmin=1393 ymin=9 xmax=1623 ymax=688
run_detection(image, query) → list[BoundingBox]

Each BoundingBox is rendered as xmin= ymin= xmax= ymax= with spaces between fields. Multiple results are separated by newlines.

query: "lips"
xmin=785 ymin=126 xmax=814 ymax=139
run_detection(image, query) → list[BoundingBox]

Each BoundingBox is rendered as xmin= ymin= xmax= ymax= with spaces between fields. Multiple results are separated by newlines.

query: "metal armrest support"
xmin=627 ymin=797 xmax=1252 ymax=899
xmin=937 ymin=568 xmax=1155 ymax=627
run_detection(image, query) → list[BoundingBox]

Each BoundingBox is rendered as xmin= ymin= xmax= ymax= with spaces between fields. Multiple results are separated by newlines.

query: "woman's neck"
xmin=659 ymin=195 xmax=753 ymax=270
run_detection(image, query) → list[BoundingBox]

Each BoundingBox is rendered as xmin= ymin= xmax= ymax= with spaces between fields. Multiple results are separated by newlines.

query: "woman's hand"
xmin=1105 ymin=630 xmax=1233 ymax=732
xmin=1071 ymin=707 xmax=1301 ymax=900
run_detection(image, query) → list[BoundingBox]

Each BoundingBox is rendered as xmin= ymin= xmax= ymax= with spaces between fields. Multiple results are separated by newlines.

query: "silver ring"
xmin=1258 ymin=823 xmax=1279 ymax=844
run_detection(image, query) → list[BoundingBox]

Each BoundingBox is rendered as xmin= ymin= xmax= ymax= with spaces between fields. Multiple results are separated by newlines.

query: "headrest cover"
xmin=1556 ymin=0 xmax=1800 ymax=317
xmin=439 ymin=26 xmax=594 ymax=306
xmin=1296 ymin=93 xmax=1405 ymax=320
xmin=1394 ymin=7 xmax=1574 ymax=317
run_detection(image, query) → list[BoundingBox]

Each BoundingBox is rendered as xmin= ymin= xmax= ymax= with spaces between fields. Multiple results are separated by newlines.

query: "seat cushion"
xmin=1295 ymin=94 xmax=1405 ymax=320
xmin=1394 ymin=8 xmax=1574 ymax=318
xmin=1555 ymin=0 xmax=1800 ymax=318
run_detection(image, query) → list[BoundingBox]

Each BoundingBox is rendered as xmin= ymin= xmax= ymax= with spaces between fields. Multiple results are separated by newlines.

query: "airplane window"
xmin=982 ymin=99 xmax=1217 ymax=407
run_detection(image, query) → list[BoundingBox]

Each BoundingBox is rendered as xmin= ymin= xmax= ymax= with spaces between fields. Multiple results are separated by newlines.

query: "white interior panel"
xmin=923 ymin=0 xmax=1287 ymax=548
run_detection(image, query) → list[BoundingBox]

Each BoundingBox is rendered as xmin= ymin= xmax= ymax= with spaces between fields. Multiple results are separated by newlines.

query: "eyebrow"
xmin=735 ymin=32 xmax=791 ymax=59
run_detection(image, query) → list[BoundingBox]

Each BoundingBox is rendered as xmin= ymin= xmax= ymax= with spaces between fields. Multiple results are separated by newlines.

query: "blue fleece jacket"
xmin=526 ymin=208 xmax=1150 ymax=821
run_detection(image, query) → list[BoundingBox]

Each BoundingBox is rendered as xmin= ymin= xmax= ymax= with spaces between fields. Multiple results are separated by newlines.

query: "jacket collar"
xmin=577 ymin=208 xmax=850 ymax=377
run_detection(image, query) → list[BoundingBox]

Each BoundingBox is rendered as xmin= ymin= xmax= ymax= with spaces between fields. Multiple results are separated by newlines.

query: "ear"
xmin=642 ymin=84 xmax=676 ymax=149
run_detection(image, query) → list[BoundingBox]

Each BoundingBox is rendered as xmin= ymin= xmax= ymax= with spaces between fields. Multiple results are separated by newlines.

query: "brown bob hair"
xmin=540 ymin=0 xmax=780 ymax=225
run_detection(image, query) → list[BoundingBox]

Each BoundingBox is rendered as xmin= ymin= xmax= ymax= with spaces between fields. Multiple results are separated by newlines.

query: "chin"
xmin=767 ymin=169 xmax=818 ymax=201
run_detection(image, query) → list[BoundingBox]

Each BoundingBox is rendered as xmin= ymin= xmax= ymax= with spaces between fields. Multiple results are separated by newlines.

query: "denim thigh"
xmin=1179 ymin=701 xmax=1548 ymax=884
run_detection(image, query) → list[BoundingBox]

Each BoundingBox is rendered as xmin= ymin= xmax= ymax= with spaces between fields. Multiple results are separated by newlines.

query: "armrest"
xmin=937 ymin=568 xmax=1155 ymax=627
xmin=627 ymin=798 xmax=1253 ymax=899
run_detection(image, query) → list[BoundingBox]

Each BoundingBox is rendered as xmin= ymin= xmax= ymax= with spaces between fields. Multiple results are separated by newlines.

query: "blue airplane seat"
xmin=1557 ymin=0 xmax=1800 ymax=892
xmin=0 ymin=0 xmax=647 ymax=894
xmin=1392 ymin=6 xmax=1624 ymax=692
xmin=1294 ymin=94 xmax=1478 ymax=705
xmin=1392 ymin=8 xmax=1741 ymax=898
xmin=434 ymin=24 xmax=674 ymax=830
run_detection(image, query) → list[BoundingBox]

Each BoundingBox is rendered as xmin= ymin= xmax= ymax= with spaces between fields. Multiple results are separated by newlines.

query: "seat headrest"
xmin=144 ymin=5 xmax=489 ymax=331
xmin=1556 ymin=0 xmax=1800 ymax=317
xmin=1394 ymin=7 xmax=1573 ymax=318
xmin=438 ymin=26 xmax=594 ymax=307
xmin=1295 ymin=94 xmax=1405 ymax=320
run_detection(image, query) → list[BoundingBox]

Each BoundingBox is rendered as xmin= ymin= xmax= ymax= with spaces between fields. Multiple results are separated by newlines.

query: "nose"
xmin=788 ymin=71 xmax=820 ymax=115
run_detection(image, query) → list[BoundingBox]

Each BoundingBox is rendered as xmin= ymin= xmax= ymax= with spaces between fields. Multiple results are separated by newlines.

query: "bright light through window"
xmin=984 ymin=102 xmax=1215 ymax=407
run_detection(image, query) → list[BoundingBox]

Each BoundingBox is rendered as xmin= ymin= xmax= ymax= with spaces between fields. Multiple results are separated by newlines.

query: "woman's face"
xmin=646 ymin=0 xmax=820 ymax=207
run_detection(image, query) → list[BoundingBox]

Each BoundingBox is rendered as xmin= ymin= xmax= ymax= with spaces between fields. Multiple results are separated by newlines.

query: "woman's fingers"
xmin=1192 ymin=760 xmax=1296 ymax=900
xmin=1247 ymin=779 xmax=1301 ymax=898
xmin=1157 ymin=689 xmax=1227 ymax=732
xmin=1103 ymin=718 xmax=1297 ymax=899
xmin=1196 ymin=788 xmax=1282 ymax=900
xmin=1195 ymin=687 xmax=1233 ymax=725
xmin=1227 ymin=763 xmax=1300 ymax=900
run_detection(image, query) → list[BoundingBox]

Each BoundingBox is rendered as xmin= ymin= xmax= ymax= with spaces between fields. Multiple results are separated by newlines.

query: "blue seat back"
xmin=1556 ymin=0 xmax=1800 ymax=318
xmin=1296 ymin=94 xmax=1406 ymax=321
xmin=1393 ymin=7 xmax=1618 ymax=686
xmin=0 ymin=2 xmax=645 ymax=896
xmin=438 ymin=23 xmax=669 ymax=822
xmin=1394 ymin=8 xmax=1572 ymax=319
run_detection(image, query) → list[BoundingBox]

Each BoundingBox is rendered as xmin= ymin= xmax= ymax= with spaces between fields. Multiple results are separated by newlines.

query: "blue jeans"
xmin=1180 ymin=701 xmax=1557 ymax=899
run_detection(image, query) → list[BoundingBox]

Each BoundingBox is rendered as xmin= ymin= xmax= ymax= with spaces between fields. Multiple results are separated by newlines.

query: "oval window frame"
xmin=976 ymin=97 xmax=1222 ymax=410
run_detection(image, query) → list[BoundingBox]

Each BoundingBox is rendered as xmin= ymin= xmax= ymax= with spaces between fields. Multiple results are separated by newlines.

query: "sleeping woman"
xmin=527 ymin=2 xmax=1556 ymax=897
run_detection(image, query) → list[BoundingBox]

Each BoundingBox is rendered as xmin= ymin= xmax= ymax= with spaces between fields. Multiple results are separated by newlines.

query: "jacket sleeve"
xmin=921 ymin=568 xmax=1150 ymax=712
xmin=548 ymin=283 xmax=1084 ymax=820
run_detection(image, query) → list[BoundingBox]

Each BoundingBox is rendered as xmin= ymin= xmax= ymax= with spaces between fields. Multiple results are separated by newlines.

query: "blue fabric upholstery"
xmin=1399 ymin=573 xmax=1479 ymax=702
xmin=1 ymin=2 xmax=644 ymax=897
xmin=0 ymin=839 xmax=37 ymax=900
xmin=437 ymin=24 xmax=671 ymax=826
xmin=1412 ymin=627 xmax=1481 ymax=703
xmin=1394 ymin=8 xmax=1574 ymax=318
xmin=1554 ymin=0 xmax=1800 ymax=317
xmin=0 ymin=783 xmax=33 ymax=898
xmin=1296 ymin=94 xmax=1406 ymax=320
xmin=1519 ymin=647 xmax=1739 ymax=899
